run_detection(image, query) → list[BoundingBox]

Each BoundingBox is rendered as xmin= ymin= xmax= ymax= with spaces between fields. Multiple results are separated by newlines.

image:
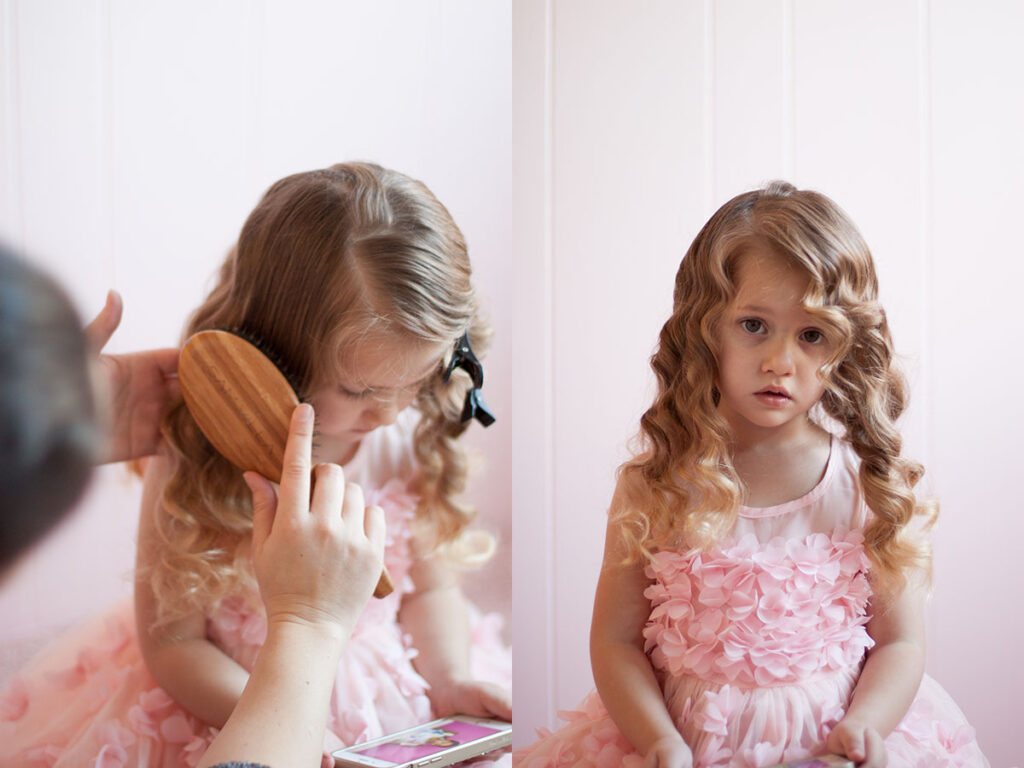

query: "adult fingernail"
xmin=296 ymin=403 xmax=313 ymax=423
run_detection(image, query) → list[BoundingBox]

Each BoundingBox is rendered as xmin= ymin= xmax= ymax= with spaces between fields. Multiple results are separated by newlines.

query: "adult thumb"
xmin=245 ymin=471 xmax=277 ymax=552
xmin=84 ymin=290 xmax=123 ymax=353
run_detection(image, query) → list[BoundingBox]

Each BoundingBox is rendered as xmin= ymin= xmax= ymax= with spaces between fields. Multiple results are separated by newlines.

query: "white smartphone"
xmin=332 ymin=716 xmax=512 ymax=768
xmin=765 ymin=758 xmax=856 ymax=768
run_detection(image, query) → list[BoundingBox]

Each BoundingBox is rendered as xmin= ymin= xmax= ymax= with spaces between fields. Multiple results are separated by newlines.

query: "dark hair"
xmin=0 ymin=245 xmax=99 ymax=571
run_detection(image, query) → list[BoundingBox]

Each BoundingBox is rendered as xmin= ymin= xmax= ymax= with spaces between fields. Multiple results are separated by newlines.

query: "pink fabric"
xmin=515 ymin=438 xmax=989 ymax=767
xmin=0 ymin=476 xmax=510 ymax=767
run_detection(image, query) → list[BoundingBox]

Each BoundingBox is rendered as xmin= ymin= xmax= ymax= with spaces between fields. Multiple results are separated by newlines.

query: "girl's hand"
xmin=826 ymin=718 xmax=887 ymax=767
xmin=642 ymin=733 xmax=693 ymax=768
xmin=427 ymin=679 xmax=511 ymax=721
xmin=245 ymin=404 xmax=387 ymax=637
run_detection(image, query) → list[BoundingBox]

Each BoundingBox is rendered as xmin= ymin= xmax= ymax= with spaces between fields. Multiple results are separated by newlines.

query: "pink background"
xmin=1 ymin=2 xmax=1021 ymax=766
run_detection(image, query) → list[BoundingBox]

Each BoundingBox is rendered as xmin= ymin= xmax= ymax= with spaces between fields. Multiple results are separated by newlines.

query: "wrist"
xmin=264 ymin=613 xmax=353 ymax=658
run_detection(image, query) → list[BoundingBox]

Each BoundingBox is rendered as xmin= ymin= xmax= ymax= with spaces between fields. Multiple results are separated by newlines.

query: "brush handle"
xmin=373 ymin=570 xmax=395 ymax=599
xmin=180 ymin=330 xmax=394 ymax=599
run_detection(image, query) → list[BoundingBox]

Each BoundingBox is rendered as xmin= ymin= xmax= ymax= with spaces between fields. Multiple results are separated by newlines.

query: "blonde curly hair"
xmin=615 ymin=181 xmax=934 ymax=599
xmin=150 ymin=162 xmax=490 ymax=626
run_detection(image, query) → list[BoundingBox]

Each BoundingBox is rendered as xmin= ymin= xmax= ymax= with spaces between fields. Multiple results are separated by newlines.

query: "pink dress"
xmin=515 ymin=438 xmax=988 ymax=768
xmin=0 ymin=412 xmax=510 ymax=768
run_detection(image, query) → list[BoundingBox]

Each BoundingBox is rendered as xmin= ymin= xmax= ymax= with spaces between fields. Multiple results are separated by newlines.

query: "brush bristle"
xmin=221 ymin=327 xmax=305 ymax=397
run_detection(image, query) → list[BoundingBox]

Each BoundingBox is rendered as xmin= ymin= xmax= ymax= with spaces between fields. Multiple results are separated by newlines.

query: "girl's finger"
xmin=864 ymin=729 xmax=887 ymax=768
xmin=845 ymin=733 xmax=865 ymax=762
xmin=278 ymin=404 xmax=315 ymax=520
xmin=245 ymin=471 xmax=278 ymax=552
xmin=482 ymin=685 xmax=512 ymax=720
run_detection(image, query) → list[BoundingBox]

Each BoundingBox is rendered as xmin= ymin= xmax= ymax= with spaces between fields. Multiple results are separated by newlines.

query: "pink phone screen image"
xmin=352 ymin=720 xmax=500 ymax=762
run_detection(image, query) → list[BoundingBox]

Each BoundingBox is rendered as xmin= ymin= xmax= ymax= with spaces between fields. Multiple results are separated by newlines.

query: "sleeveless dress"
xmin=515 ymin=437 xmax=989 ymax=768
xmin=0 ymin=411 xmax=510 ymax=767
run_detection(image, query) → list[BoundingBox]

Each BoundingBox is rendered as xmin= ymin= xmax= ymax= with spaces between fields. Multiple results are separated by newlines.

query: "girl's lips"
xmin=755 ymin=389 xmax=791 ymax=406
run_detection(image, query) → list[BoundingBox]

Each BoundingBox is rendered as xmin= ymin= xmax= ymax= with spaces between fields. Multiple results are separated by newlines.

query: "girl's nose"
xmin=761 ymin=337 xmax=795 ymax=375
xmin=367 ymin=398 xmax=401 ymax=428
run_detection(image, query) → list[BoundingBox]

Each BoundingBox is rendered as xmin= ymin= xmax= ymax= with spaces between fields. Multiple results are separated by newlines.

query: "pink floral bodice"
xmin=643 ymin=529 xmax=874 ymax=690
xmin=642 ymin=437 xmax=877 ymax=690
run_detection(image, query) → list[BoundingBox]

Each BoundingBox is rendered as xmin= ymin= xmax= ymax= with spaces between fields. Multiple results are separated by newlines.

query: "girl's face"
xmin=715 ymin=247 xmax=833 ymax=444
xmin=306 ymin=333 xmax=448 ymax=464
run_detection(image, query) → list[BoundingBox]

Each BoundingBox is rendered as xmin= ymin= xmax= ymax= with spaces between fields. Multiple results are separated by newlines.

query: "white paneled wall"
xmin=2 ymin=1 xmax=1021 ymax=765
xmin=515 ymin=2 xmax=1022 ymax=765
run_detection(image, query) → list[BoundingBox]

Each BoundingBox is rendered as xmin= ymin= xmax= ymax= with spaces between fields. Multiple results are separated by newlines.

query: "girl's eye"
xmin=801 ymin=329 xmax=825 ymax=344
xmin=741 ymin=318 xmax=765 ymax=334
xmin=339 ymin=386 xmax=370 ymax=399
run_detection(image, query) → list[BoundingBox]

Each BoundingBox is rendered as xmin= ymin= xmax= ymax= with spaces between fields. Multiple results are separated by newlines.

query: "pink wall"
xmin=513 ymin=2 xmax=1023 ymax=765
xmin=1 ymin=1 xmax=1021 ymax=765
xmin=0 ymin=0 xmax=516 ymax=668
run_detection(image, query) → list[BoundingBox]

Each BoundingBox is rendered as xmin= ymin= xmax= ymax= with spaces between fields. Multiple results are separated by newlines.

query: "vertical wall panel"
xmin=13 ymin=0 xmax=110 ymax=311
xmin=108 ymin=0 xmax=255 ymax=353
xmin=793 ymin=0 xmax=923 ymax=336
xmin=551 ymin=0 xmax=707 ymax=716
xmin=510 ymin=0 xmax=554 ymax=743
xmin=794 ymin=0 xmax=929 ymax=461
xmin=930 ymin=2 xmax=1024 ymax=763
xmin=715 ymin=0 xmax=789 ymax=199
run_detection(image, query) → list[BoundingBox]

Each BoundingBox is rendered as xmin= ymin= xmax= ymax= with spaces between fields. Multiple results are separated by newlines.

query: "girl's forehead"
xmin=731 ymin=247 xmax=810 ymax=306
xmin=342 ymin=335 xmax=449 ymax=387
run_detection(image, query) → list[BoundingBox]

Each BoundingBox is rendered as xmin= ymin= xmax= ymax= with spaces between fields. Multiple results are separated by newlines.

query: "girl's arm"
xmin=826 ymin=569 xmax=928 ymax=766
xmin=397 ymin=539 xmax=511 ymax=720
xmin=590 ymin=500 xmax=692 ymax=768
xmin=135 ymin=455 xmax=250 ymax=727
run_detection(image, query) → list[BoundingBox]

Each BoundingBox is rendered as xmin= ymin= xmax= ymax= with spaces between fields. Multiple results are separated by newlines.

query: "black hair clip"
xmin=443 ymin=332 xmax=496 ymax=427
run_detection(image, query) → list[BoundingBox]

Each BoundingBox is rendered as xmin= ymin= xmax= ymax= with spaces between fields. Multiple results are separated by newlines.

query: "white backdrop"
xmin=1 ymin=1 xmax=1021 ymax=766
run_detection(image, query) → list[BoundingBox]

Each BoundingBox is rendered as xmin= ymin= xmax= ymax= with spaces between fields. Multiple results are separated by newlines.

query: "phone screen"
xmin=346 ymin=718 xmax=503 ymax=764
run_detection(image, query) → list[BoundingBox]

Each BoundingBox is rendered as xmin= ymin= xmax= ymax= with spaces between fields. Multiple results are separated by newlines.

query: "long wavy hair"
xmin=615 ymin=181 xmax=934 ymax=599
xmin=151 ymin=163 xmax=489 ymax=626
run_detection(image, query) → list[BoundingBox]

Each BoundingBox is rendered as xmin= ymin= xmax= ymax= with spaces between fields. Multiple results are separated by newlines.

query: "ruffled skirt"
xmin=0 ymin=598 xmax=510 ymax=768
xmin=514 ymin=670 xmax=989 ymax=768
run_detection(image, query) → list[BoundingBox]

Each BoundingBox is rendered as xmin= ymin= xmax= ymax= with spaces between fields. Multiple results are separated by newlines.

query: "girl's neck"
xmin=729 ymin=419 xmax=832 ymax=508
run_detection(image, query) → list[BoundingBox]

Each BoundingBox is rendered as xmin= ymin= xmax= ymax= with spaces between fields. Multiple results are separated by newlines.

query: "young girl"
xmin=0 ymin=163 xmax=510 ymax=767
xmin=515 ymin=182 xmax=987 ymax=768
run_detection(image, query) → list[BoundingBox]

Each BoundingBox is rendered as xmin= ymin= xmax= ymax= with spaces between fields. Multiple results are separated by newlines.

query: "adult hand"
xmin=826 ymin=718 xmax=887 ymax=768
xmin=84 ymin=290 xmax=179 ymax=463
xmin=199 ymin=404 xmax=385 ymax=768
xmin=642 ymin=734 xmax=693 ymax=768
xmin=427 ymin=678 xmax=511 ymax=721
xmin=244 ymin=403 xmax=386 ymax=638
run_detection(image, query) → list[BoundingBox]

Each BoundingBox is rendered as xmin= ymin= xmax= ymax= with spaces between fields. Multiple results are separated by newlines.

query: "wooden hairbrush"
xmin=178 ymin=329 xmax=394 ymax=598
